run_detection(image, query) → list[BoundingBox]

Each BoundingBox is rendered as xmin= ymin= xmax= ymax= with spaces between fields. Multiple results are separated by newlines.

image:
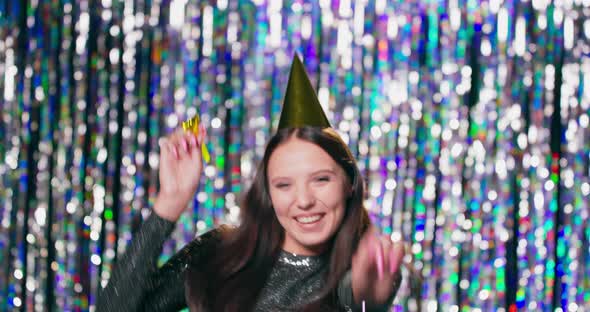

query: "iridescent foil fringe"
xmin=0 ymin=1 xmax=589 ymax=311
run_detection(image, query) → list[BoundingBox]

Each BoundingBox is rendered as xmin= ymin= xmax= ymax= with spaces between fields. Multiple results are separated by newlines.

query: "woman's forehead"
xmin=267 ymin=138 xmax=341 ymax=177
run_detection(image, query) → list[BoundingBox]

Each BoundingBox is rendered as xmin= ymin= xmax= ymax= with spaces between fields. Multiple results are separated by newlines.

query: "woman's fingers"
xmin=189 ymin=133 xmax=197 ymax=149
xmin=183 ymin=132 xmax=197 ymax=151
xmin=373 ymin=234 xmax=405 ymax=279
xmin=389 ymin=242 xmax=404 ymax=274
xmin=165 ymin=129 xmax=201 ymax=158
xmin=180 ymin=135 xmax=189 ymax=154
xmin=351 ymin=228 xmax=409 ymax=306
xmin=197 ymin=122 xmax=207 ymax=147
xmin=171 ymin=144 xmax=179 ymax=159
xmin=375 ymin=238 xmax=384 ymax=280
xmin=158 ymin=137 xmax=177 ymax=159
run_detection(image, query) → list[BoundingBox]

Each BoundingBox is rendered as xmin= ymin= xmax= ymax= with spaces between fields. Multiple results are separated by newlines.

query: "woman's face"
xmin=267 ymin=136 xmax=349 ymax=256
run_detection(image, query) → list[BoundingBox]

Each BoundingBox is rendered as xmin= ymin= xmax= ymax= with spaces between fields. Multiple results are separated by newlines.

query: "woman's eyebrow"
xmin=310 ymin=168 xmax=336 ymax=175
xmin=269 ymin=168 xmax=336 ymax=183
xmin=269 ymin=176 xmax=289 ymax=184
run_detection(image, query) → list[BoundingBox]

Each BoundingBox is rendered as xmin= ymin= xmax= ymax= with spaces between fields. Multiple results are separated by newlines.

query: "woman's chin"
xmin=288 ymin=232 xmax=332 ymax=255
xmin=282 ymin=214 xmax=338 ymax=255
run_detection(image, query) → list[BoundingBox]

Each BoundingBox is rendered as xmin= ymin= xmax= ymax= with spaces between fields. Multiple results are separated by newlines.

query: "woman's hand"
xmin=154 ymin=123 xmax=207 ymax=222
xmin=351 ymin=228 xmax=405 ymax=308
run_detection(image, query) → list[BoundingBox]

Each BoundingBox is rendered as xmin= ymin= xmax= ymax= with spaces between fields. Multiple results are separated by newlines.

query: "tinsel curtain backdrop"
xmin=0 ymin=0 xmax=589 ymax=311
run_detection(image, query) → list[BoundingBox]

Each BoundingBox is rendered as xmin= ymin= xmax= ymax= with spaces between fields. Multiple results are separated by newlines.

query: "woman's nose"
xmin=295 ymin=186 xmax=316 ymax=209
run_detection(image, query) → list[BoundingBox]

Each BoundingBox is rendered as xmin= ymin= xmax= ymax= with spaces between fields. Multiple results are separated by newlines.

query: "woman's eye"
xmin=276 ymin=183 xmax=290 ymax=189
xmin=316 ymin=176 xmax=330 ymax=182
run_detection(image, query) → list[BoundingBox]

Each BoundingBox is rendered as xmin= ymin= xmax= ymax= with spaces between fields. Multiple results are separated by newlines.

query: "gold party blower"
xmin=181 ymin=114 xmax=211 ymax=163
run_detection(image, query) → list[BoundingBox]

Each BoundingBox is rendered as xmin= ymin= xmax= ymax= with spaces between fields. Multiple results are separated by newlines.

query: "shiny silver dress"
xmin=96 ymin=213 xmax=393 ymax=311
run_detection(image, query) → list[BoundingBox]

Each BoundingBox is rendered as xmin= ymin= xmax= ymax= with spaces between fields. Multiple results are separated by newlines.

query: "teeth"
xmin=296 ymin=214 xmax=322 ymax=224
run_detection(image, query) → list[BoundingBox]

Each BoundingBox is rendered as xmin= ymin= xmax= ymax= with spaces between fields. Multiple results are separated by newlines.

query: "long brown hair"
xmin=185 ymin=126 xmax=370 ymax=311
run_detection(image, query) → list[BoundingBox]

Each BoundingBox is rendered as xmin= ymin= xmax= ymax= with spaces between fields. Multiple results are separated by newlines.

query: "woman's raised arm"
xmin=97 ymin=126 xmax=207 ymax=311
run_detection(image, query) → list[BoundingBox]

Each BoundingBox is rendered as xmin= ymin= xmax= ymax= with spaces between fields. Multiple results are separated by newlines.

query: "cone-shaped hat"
xmin=278 ymin=54 xmax=331 ymax=129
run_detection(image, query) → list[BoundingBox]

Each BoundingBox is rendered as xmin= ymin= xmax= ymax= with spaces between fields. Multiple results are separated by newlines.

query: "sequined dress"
xmin=96 ymin=213 xmax=393 ymax=311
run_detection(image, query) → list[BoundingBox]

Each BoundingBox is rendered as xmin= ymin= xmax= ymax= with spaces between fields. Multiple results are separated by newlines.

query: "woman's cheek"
xmin=271 ymin=192 xmax=292 ymax=215
xmin=324 ymin=183 xmax=345 ymax=203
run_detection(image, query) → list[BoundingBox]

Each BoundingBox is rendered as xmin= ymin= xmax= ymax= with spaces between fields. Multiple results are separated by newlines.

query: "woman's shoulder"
xmin=193 ymin=224 xmax=234 ymax=247
xmin=162 ymin=224 xmax=236 ymax=270
xmin=185 ymin=224 xmax=234 ymax=253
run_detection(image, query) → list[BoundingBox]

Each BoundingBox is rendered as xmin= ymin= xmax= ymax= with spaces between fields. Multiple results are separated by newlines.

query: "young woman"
xmin=97 ymin=56 xmax=405 ymax=311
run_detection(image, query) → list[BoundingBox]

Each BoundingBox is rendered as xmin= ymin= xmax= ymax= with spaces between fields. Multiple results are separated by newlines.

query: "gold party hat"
xmin=278 ymin=54 xmax=331 ymax=130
